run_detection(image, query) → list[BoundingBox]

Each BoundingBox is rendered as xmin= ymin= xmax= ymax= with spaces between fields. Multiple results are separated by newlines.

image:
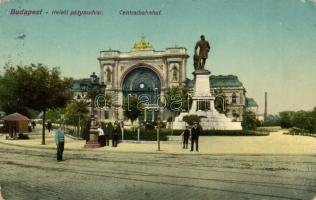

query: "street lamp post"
xmin=156 ymin=117 xmax=161 ymax=151
xmin=80 ymin=72 xmax=106 ymax=148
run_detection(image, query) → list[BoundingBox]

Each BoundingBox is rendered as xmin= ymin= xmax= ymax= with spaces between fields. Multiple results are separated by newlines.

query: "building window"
xmin=232 ymin=93 xmax=237 ymax=104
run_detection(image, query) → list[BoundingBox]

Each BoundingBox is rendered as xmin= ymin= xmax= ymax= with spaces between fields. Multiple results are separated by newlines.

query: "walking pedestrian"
xmin=47 ymin=121 xmax=52 ymax=133
xmin=183 ymin=127 xmax=190 ymax=149
xmin=190 ymin=122 xmax=200 ymax=152
xmin=55 ymin=125 xmax=65 ymax=161
xmin=31 ymin=120 xmax=36 ymax=129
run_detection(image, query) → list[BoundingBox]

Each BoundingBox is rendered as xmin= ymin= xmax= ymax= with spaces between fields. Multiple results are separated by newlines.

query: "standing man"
xmin=183 ymin=127 xmax=190 ymax=149
xmin=55 ymin=125 xmax=65 ymax=162
xmin=112 ymin=124 xmax=119 ymax=147
xmin=194 ymin=35 xmax=211 ymax=70
xmin=191 ymin=122 xmax=200 ymax=152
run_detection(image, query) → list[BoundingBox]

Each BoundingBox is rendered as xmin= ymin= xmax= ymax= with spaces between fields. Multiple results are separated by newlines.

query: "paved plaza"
xmin=1 ymin=127 xmax=316 ymax=155
xmin=0 ymin=127 xmax=316 ymax=200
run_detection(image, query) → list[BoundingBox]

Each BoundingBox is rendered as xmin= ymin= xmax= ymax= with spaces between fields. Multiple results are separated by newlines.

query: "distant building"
xmin=185 ymin=75 xmax=258 ymax=121
xmin=71 ymin=37 xmax=259 ymax=123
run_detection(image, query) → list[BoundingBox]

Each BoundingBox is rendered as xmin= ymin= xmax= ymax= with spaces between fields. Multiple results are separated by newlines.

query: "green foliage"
xmin=0 ymin=63 xmax=73 ymax=144
xmin=289 ymin=127 xmax=310 ymax=135
xmin=122 ymin=128 xmax=169 ymax=141
xmin=182 ymin=115 xmax=200 ymax=126
xmin=123 ymin=128 xmax=268 ymax=140
xmin=241 ymin=110 xmax=257 ymax=130
xmin=0 ymin=63 xmax=28 ymax=115
xmin=65 ymin=100 xmax=89 ymax=125
xmin=262 ymin=114 xmax=281 ymax=126
xmin=164 ymin=86 xmax=192 ymax=113
xmin=122 ymin=95 xmax=142 ymax=124
xmin=279 ymin=108 xmax=316 ymax=133
xmin=46 ymin=108 xmax=65 ymax=123
xmin=0 ymin=63 xmax=73 ymax=113
xmin=279 ymin=111 xmax=295 ymax=128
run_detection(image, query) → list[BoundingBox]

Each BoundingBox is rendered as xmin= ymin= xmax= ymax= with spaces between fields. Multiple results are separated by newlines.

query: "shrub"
xmin=241 ymin=110 xmax=257 ymax=130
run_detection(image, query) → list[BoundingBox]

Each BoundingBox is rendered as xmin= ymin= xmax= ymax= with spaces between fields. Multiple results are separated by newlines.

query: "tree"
xmin=241 ymin=110 xmax=257 ymax=130
xmin=292 ymin=110 xmax=315 ymax=133
xmin=164 ymin=86 xmax=192 ymax=113
xmin=0 ymin=63 xmax=28 ymax=115
xmin=278 ymin=108 xmax=316 ymax=133
xmin=0 ymin=64 xmax=73 ymax=144
xmin=122 ymin=95 xmax=142 ymax=124
xmin=279 ymin=111 xmax=295 ymax=128
xmin=64 ymin=100 xmax=89 ymax=136
xmin=262 ymin=114 xmax=281 ymax=126
xmin=46 ymin=108 xmax=65 ymax=124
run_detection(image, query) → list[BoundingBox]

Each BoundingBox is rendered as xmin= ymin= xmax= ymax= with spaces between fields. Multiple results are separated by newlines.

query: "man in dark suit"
xmin=191 ymin=122 xmax=200 ymax=152
xmin=112 ymin=124 xmax=119 ymax=147
xmin=183 ymin=127 xmax=190 ymax=149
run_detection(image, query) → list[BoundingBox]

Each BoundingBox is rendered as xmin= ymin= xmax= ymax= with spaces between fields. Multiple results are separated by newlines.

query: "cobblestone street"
xmin=0 ymin=141 xmax=316 ymax=200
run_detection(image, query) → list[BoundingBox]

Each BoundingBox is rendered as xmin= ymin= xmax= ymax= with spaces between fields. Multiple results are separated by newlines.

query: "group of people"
xmin=182 ymin=122 xmax=200 ymax=152
xmin=97 ymin=122 xmax=121 ymax=147
xmin=53 ymin=121 xmax=201 ymax=162
xmin=27 ymin=120 xmax=36 ymax=132
xmin=54 ymin=122 xmax=123 ymax=162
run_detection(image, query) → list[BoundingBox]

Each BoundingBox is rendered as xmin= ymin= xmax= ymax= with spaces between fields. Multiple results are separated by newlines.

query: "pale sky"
xmin=0 ymin=0 xmax=316 ymax=114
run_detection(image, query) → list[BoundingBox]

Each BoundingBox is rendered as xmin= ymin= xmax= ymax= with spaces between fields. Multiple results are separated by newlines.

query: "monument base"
xmin=173 ymin=69 xmax=242 ymax=130
xmin=84 ymin=128 xmax=101 ymax=148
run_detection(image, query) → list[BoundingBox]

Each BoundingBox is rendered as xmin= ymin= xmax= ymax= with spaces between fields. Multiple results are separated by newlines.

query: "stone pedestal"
xmin=84 ymin=128 xmax=100 ymax=148
xmin=173 ymin=69 xmax=242 ymax=130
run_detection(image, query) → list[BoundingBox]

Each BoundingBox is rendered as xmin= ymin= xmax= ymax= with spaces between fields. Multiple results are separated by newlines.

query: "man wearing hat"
xmin=191 ymin=122 xmax=200 ymax=152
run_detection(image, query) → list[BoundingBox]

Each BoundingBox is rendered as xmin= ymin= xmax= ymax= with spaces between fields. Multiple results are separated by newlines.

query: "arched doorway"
xmin=122 ymin=66 xmax=161 ymax=122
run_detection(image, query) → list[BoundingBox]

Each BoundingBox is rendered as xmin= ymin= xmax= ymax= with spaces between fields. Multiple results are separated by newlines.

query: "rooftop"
xmin=210 ymin=75 xmax=243 ymax=88
xmin=71 ymin=78 xmax=91 ymax=92
xmin=246 ymin=98 xmax=259 ymax=107
xmin=185 ymin=75 xmax=244 ymax=89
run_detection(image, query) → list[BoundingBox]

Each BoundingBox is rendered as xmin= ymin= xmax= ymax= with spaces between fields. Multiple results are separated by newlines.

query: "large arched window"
xmin=122 ymin=67 xmax=161 ymax=122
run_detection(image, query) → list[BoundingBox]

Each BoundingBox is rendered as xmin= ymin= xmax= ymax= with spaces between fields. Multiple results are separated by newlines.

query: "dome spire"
xmin=133 ymin=35 xmax=153 ymax=50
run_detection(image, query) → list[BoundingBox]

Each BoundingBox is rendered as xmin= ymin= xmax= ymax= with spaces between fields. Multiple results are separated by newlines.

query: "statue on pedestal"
xmin=194 ymin=35 xmax=211 ymax=70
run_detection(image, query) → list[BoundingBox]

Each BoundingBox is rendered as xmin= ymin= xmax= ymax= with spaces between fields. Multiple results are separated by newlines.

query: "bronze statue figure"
xmin=194 ymin=35 xmax=211 ymax=70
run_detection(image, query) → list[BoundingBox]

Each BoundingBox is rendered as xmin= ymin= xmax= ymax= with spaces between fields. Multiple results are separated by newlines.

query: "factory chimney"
xmin=264 ymin=92 xmax=268 ymax=121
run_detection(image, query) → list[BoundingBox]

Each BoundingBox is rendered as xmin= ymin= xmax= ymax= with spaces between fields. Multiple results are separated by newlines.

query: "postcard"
xmin=0 ymin=0 xmax=315 ymax=199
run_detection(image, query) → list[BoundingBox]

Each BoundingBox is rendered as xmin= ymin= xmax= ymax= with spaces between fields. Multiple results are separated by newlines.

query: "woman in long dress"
xmin=98 ymin=126 xmax=105 ymax=147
